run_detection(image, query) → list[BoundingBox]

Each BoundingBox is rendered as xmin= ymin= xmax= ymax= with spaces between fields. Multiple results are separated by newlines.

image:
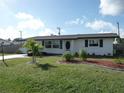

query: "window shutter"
xmin=85 ymin=40 xmax=88 ymax=47
xmin=99 ymin=39 xmax=103 ymax=47
xmin=42 ymin=40 xmax=44 ymax=46
xmin=60 ymin=40 xmax=63 ymax=49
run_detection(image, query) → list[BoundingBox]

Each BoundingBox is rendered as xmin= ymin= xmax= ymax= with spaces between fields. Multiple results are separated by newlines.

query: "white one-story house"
xmin=29 ymin=33 xmax=119 ymax=56
xmin=0 ymin=38 xmax=12 ymax=45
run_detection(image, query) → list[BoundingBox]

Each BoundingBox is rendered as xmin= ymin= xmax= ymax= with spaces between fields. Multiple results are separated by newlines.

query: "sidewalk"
xmin=0 ymin=54 xmax=28 ymax=60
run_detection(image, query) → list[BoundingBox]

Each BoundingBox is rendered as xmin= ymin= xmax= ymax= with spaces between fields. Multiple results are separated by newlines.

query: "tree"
xmin=23 ymin=38 xmax=43 ymax=64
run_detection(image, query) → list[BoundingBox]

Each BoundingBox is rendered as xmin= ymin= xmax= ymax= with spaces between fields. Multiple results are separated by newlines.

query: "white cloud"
xmin=15 ymin=12 xmax=34 ymax=20
xmin=16 ymin=12 xmax=45 ymax=30
xmin=17 ymin=18 xmax=45 ymax=30
xmin=39 ymin=28 xmax=65 ymax=36
xmin=0 ymin=1 xmax=6 ymax=8
xmin=0 ymin=12 xmax=65 ymax=39
xmin=0 ymin=26 xmax=19 ymax=40
xmin=85 ymin=20 xmax=116 ymax=31
xmin=65 ymin=18 xmax=80 ymax=25
xmin=99 ymin=0 xmax=124 ymax=16
xmin=40 ymin=28 xmax=57 ymax=36
xmin=0 ymin=12 xmax=45 ymax=39
xmin=0 ymin=25 xmax=39 ymax=40
xmin=85 ymin=19 xmax=124 ymax=37
xmin=65 ymin=16 xmax=87 ymax=26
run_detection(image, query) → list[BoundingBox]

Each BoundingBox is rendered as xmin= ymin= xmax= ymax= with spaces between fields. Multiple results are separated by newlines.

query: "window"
xmin=85 ymin=40 xmax=88 ymax=47
xmin=53 ymin=40 xmax=60 ymax=48
xmin=45 ymin=41 xmax=52 ymax=48
xmin=89 ymin=40 xmax=98 ymax=46
xmin=42 ymin=40 xmax=44 ymax=46
xmin=44 ymin=40 xmax=60 ymax=48
xmin=99 ymin=39 xmax=103 ymax=47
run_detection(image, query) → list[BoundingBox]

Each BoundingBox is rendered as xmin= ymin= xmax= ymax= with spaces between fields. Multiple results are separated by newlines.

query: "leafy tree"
xmin=23 ymin=38 xmax=43 ymax=64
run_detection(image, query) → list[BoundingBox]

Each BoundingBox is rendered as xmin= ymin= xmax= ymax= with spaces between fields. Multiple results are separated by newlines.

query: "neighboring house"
xmin=0 ymin=38 xmax=23 ymax=53
xmin=25 ymin=33 xmax=118 ymax=56
xmin=12 ymin=38 xmax=27 ymax=53
xmin=13 ymin=38 xmax=25 ymax=44
xmin=0 ymin=38 xmax=12 ymax=45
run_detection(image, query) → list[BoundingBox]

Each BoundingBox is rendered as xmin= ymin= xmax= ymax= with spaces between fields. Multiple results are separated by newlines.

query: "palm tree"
xmin=23 ymin=38 xmax=43 ymax=64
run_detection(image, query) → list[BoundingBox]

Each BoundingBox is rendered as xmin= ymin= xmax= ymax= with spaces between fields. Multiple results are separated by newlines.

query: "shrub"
xmin=114 ymin=58 xmax=123 ymax=64
xmin=73 ymin=52 xmax=79 ymax=57
xmin=63 ymin=52 xmax=73 ymax=62
xmin=79 ymin=49 xmax=87 ymax=61
xmin=16 ymin=50 xmax=23 ymax=54
xmin=92 ymin=53 xmax=95 ymax=56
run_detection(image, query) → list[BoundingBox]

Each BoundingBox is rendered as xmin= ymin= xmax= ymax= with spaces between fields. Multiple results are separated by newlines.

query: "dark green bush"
xmin=63 ymin=52 xmax=73 ymax=61
xmin=79 ymin=49 xmax=87 ymax=61
xmin=16 ymin=50 xmax=23 ymax=54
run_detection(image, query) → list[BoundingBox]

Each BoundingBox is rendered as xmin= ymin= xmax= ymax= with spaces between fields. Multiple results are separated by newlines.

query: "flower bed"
xmin=59 ymin=59 xmax=124 ymax=70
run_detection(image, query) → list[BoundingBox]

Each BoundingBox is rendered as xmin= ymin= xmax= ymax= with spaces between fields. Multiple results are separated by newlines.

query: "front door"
xmin=65 ymin=41 xmax=71 ymax=51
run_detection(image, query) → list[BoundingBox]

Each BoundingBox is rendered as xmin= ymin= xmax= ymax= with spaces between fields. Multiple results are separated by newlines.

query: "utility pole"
xmin=1 ymin=42 xmax=4 ymax=63
xmin=117 ymin=22 xmax=120 ymax=37
xmin=19 ymin=31 xmax=23 ymax=45
xmin=1 ymin=42 xmax=8 ymax=67
xmin=19 ymin=31 xmax=22 ymax=39
xmin=117 ymin=22 xmax=121 ymax=43
xmin=57 ymin=27 xmax=61 ymax=36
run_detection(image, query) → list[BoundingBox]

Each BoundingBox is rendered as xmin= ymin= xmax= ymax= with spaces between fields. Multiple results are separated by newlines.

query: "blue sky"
xmin=0 ymin=0 xmax=124 ymax=39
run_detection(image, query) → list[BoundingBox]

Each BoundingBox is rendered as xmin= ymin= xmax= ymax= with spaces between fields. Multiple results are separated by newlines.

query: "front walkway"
xmin=0 ymin=54 xmax=28 ymax=60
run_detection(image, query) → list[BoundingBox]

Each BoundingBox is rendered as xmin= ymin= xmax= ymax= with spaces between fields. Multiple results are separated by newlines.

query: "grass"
xmin=106 ymin=57 xmax=124 ymax=63
xmin=113 ymin=57 xmax=124 ymax=64
xmin=0 ymin=56 xmax=124 ymax=93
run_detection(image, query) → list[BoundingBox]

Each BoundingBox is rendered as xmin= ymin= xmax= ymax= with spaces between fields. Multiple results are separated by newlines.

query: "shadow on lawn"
xmin=35 ymin=63 xmax=57 ymax=70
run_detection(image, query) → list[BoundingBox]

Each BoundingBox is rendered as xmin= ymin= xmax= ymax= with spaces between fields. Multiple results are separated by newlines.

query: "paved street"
xmin=0 ymin=54 xmax=28 ymax=60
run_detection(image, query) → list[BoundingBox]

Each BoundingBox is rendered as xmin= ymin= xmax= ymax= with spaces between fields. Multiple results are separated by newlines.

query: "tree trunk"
xmin=34 ymin=56 xmax=36 ymax=63
xmin=32 ymin=55 xmax=35 ymax=63
xmin=32 ymin=50 xmax=36 ymax=63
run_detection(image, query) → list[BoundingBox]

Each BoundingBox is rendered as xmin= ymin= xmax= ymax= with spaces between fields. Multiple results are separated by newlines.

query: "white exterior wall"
xmin=43 ymin=48 xmax=64 ymax=54
xmin=72 ymin=38 xmax=114 ymax=56
xmin=42 ymin=40 xmax=65 ymax=54
xmin=42 ymin=40 xmax=74 ymax=54
xmin=41 ymin=38 xmax=114 ymax=56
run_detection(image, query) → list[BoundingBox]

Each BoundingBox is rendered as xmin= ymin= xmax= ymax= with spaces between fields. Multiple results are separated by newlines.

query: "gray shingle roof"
xmin=30 ymin=33 xmax=119 ymax=40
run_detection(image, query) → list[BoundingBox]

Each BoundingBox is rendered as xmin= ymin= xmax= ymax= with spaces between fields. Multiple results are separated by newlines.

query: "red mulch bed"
xmin=59 ymin=59 xmax=124 ymax=70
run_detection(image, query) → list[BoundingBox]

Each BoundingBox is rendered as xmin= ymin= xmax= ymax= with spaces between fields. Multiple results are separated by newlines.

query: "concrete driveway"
xmin=0 ymin=54 xmax=28 ymax=60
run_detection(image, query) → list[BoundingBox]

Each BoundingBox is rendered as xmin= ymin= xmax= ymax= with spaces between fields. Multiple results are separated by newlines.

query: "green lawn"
xmin=113 ymin=58 xmax=124 ymax=64
xmin=0 ymin=56 xmax=124 ymax=93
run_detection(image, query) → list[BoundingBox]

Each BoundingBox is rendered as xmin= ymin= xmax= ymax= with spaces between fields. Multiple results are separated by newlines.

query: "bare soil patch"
xmin=59 ymin=59 xmax=124 ymax=70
